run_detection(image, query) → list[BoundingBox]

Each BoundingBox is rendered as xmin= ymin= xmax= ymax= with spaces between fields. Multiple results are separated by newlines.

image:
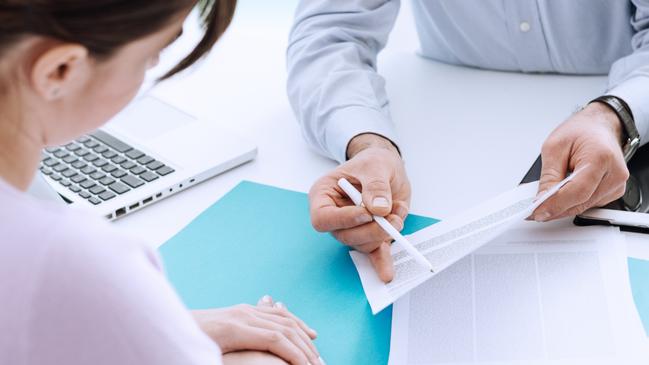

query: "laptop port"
xmin=143 ymin=197 xmax=153 ymax=205
xmin=115 ymin=208 xmax=127 ymax=217
xmin=189 ymin=178 xmax=195 ymax=183
xmin=155 ymin=193 xmax=162 ymax=198
xmin=129 ymin=202 xmax=140 ymax=210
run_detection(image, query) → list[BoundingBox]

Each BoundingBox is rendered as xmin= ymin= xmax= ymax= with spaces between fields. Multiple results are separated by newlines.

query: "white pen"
xmin=337 ymin=178 xmax=435 ymax=273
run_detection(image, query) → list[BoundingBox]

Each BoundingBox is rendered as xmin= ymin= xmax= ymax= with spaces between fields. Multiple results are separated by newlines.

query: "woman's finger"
xmin=257 ymin=295 xmax=275 ymax=308
xmin=255 ymin=311 xmax=320 ymax=359
xmin=256 ymin=306 xmax=318 ymax=340
xmin=247 ymin=316 xmax=319 ymax=365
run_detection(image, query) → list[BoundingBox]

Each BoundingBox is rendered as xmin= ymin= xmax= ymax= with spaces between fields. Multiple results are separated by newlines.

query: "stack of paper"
xmin=349 ymin=179 xmax=649 ymax=363
xmin=389 ymin=224 xmax=648 ymax=364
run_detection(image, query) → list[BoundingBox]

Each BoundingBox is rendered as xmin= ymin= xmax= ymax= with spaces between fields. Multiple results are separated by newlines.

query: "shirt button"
xmin=519 ymin=21 xmax=531 ymax=32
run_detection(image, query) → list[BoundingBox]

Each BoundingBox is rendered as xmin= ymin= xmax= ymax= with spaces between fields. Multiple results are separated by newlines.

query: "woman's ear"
xmin=30 ymin=44 xmax=89 ymax=101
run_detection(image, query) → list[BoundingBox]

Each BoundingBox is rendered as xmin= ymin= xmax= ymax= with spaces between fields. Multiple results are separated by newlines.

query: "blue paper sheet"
xmin=160 ymin=181 xmax=649 ymax=365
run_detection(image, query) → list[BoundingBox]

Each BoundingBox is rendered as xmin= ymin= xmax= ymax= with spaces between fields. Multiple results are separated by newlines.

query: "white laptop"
xmin=39 ymin=96 xmax=256 ymax=220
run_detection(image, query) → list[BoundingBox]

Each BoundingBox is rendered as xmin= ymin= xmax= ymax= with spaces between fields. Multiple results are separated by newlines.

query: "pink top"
xmin=0 ymin=178 xmax=222 ymax=364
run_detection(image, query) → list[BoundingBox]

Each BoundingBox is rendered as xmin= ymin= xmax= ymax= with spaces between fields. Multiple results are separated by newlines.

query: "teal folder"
xmin=160 ymin=181 xmax=649 ymax=365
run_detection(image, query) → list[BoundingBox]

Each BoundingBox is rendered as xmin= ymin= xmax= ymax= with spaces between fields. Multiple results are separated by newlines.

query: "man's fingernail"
xmin=396 ymin=206 xmax=408 ymax=219
xmin=373 ymin=197 xmax=390 ymax=208
xmin=357 ymin=214 xmax=373 ymax=225
xmin=535 ymin=212 xmax=551 ymax=222
xmin=261 ymin=295 xmax=272 ymax=304
xmin=535 ymin=190 xmax=548 ymax=199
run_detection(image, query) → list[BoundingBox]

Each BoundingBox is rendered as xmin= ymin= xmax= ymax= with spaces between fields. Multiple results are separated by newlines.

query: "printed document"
xmin=351 ymin=179 xmax=574 ymax=314
xmin=388 ymin=224 xmax=649 ymax=364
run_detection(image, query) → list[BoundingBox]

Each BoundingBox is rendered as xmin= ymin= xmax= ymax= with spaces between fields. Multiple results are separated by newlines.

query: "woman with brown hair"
xmin=0 ymin=1 xmax=321 ymax=364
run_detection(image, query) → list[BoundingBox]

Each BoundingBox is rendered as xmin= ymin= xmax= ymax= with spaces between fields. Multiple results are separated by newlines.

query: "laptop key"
xmin=60 ymin=179 xmax=71 ymax=187
xmin=99 ymin=176 xmax=115 ymax=186
xmin=40 ymin=167 xmax=53 ymax=175
xmin=53 ymin=164 xmax=68 ymax=173
xmin=79 ymin=191 xmax=91 ymax=199
xmin=43 ymin=158 xmax=59 ymax=167
xmin=108 ymin=181 xmax=130 ymax=195
xmin=71 ymin=175 xmax=87 ymax=184
xmin=77 ymin=136 xmax=91 ymax=143
xmin=89 ymin=185 xmax=106 ymax=195
xmin=140 ymin=171 xmax=159 ymax=182
xmin=71 ymin=160 xmax=86 ymax=169
xmin=45 ymin=147 xmax=59 ymax=153
xmin=111 ymin=169 xmax=127 ymax=178
xmin=61 ymin=169 xmax=77 ymax=178
xmin=74 ymin=148 xmax=90 ymax=157
xmin=93 ymin=145 xmax=108 ymax=154
xmin=130 ymin=166 xmax=146 ymax=175
xmin=102 ymin=150 xmax=117 ymax=159
xmin=81 ymin=166 xmax=96 ymax=175
xmin=62 ymin=155 xmax=77 ymax=164
xmin=69 ymin=185 xmax=81 ymax=193
xmin=146 ymin=160 xmax=164 ymax=170
xmin=102 ymin=164 xmax=118 ymax=173
xmin=156 ymin=166 xmax=175 ymax=176
xmin=98 ymin=191 xmax=116 ymax=201
xmin=65 ymin=143 xmax=82 ymax=151
xmin=80 ymin=180 xmax=96 ymax=189
xmin=88 ymin=197 xmax=101 ymax=205
xmin=82 ymin=153 xmax=98 ymax=162
xmin=120 ymin=161 xmax=136 ymax=170
xmin=53 ymin=150 xmax=69 ymax=158
xmin=125 ymin=149 xmax=144 ymax=160
xmin=89 ymin=171 xmax=105 ymax=180
xmin=83 ymin=139 xmax=99 ymax=148
xmin=137 ymin=155 xmax=154 ymax=165
xmin=93 ymin=159 xmax=109 ymax=168
xmin=111 ymin=155 xmax=126 ymax=164
xmin=91 ymin=130 xmax=133 ymax=153
xmin=121 ymin=174 xmax=144 ymax=188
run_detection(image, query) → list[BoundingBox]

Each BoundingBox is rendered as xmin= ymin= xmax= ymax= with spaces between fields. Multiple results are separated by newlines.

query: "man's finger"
xmin=359 ymin=173 xmax=393 ymax=217
xmin=310 ymin=204 xmax=372 ymax=232
xmin=533 ymin=164 xmax=605 ymax=221
xmin=369 ymin=242 xmax=394 ymax=283
xmin=332 ymin=214 xmax=404 ymax=248
xmin=538 ymin=139 xmax=571 ymax=195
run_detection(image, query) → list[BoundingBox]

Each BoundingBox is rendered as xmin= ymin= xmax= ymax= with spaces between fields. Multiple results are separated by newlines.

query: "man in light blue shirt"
xmin=287 ymin=1 xmax=647 ymax=282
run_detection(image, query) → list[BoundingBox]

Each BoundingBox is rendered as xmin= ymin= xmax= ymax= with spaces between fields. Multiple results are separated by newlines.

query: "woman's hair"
xmin=0 ymin=0 xmax=237 ymax=79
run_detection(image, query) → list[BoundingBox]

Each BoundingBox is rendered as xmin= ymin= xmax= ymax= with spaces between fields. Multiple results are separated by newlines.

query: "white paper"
xmin=388 ymin=224 xmax=649 ymax=364
xmin=625 ymin=231 xmax=649 ymax=260
xmin=351 ymin=178 xmax=574 ymax=314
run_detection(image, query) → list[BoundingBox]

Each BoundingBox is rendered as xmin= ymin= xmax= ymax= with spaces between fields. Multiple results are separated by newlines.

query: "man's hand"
xmin=193 ymin=296 xmax=321 ymax=365
xmin=532 ymin=102 xmax=630 ymax=221
xmin=309 ymin=133 xmax=411 ymax=283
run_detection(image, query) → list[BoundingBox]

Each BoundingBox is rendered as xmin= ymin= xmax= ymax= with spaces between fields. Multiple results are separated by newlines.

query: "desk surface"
xmin=114 ymin=1 xmax=608 ymax=248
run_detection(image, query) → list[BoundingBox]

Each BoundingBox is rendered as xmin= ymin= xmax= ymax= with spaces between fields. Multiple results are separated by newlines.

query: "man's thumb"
xmin=360 ymin=177 xmax=393 ymax=217
xmin=538 ymin=147 xmax=570 ymax=197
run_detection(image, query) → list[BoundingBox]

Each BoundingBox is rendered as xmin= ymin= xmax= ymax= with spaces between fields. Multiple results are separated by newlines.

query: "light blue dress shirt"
xmin=287 ymin=0 xmax=649 ymax=163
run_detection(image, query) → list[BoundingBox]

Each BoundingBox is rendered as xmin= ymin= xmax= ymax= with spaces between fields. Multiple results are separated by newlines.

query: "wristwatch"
xmin=589 ymin=95 xmax=641 ymax=163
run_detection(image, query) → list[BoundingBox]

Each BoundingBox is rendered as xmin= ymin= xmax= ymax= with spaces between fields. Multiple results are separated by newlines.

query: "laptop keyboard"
xmin=40 ymin=130 xmax=175 ymax=205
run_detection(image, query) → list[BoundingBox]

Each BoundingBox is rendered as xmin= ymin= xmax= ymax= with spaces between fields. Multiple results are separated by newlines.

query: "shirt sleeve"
xmin=26 ymin=228 xmax=221 ymax=365
xmin=287 ymin=0 xmax=401 ymax=163
xmin=607 ymin=0 xmax=649 ymax=145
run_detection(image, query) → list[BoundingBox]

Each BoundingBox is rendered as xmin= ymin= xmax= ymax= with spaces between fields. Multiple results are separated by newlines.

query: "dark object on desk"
xmin=520 ymin=144 xmax=649 ymax=233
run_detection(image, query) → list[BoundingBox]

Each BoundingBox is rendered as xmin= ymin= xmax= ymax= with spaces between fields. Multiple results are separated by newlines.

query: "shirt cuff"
xmin=324 ymin=106 xmax=400 ymax=163
xmin=607 ymin=76 xmax=649 ymax=146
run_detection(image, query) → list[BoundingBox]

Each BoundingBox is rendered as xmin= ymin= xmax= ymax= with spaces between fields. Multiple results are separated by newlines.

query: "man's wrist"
xmin=346 ymin=133 xmax=401 ymax=160
xmin=583 ymin=102 xmax=625 ymax=145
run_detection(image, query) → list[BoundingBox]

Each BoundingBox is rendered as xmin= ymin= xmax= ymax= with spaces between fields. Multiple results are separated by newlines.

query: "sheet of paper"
xmin=351 ymin=178 xmax=574 ymax=314
xmin=389 ymin=224 xmax=649 ymax=364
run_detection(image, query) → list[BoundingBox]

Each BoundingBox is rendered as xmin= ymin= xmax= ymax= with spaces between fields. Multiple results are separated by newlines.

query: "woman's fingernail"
xmin=319 ymin=356 xmax=327 ymax=365
xmin=261 ymin=295 xmax=272 ymax=304
xmin=373 ymin=197 xmax=390 ymax=208
xmin=274 ymin=302 xmax=285 ymax=309
xmin=535 ymin=212 xmax=551 ymax=222
xmin=357 ymin=214 xmax=373 ymax=225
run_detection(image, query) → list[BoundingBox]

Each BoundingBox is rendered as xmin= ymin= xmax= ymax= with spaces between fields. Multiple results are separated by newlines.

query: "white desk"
xmin=114 ymin=1 xmax=609 ymax=248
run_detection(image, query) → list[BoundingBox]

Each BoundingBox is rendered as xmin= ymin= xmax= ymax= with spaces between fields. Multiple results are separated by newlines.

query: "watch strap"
xmin=589 ymin=95 xmax=640 ymax=162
